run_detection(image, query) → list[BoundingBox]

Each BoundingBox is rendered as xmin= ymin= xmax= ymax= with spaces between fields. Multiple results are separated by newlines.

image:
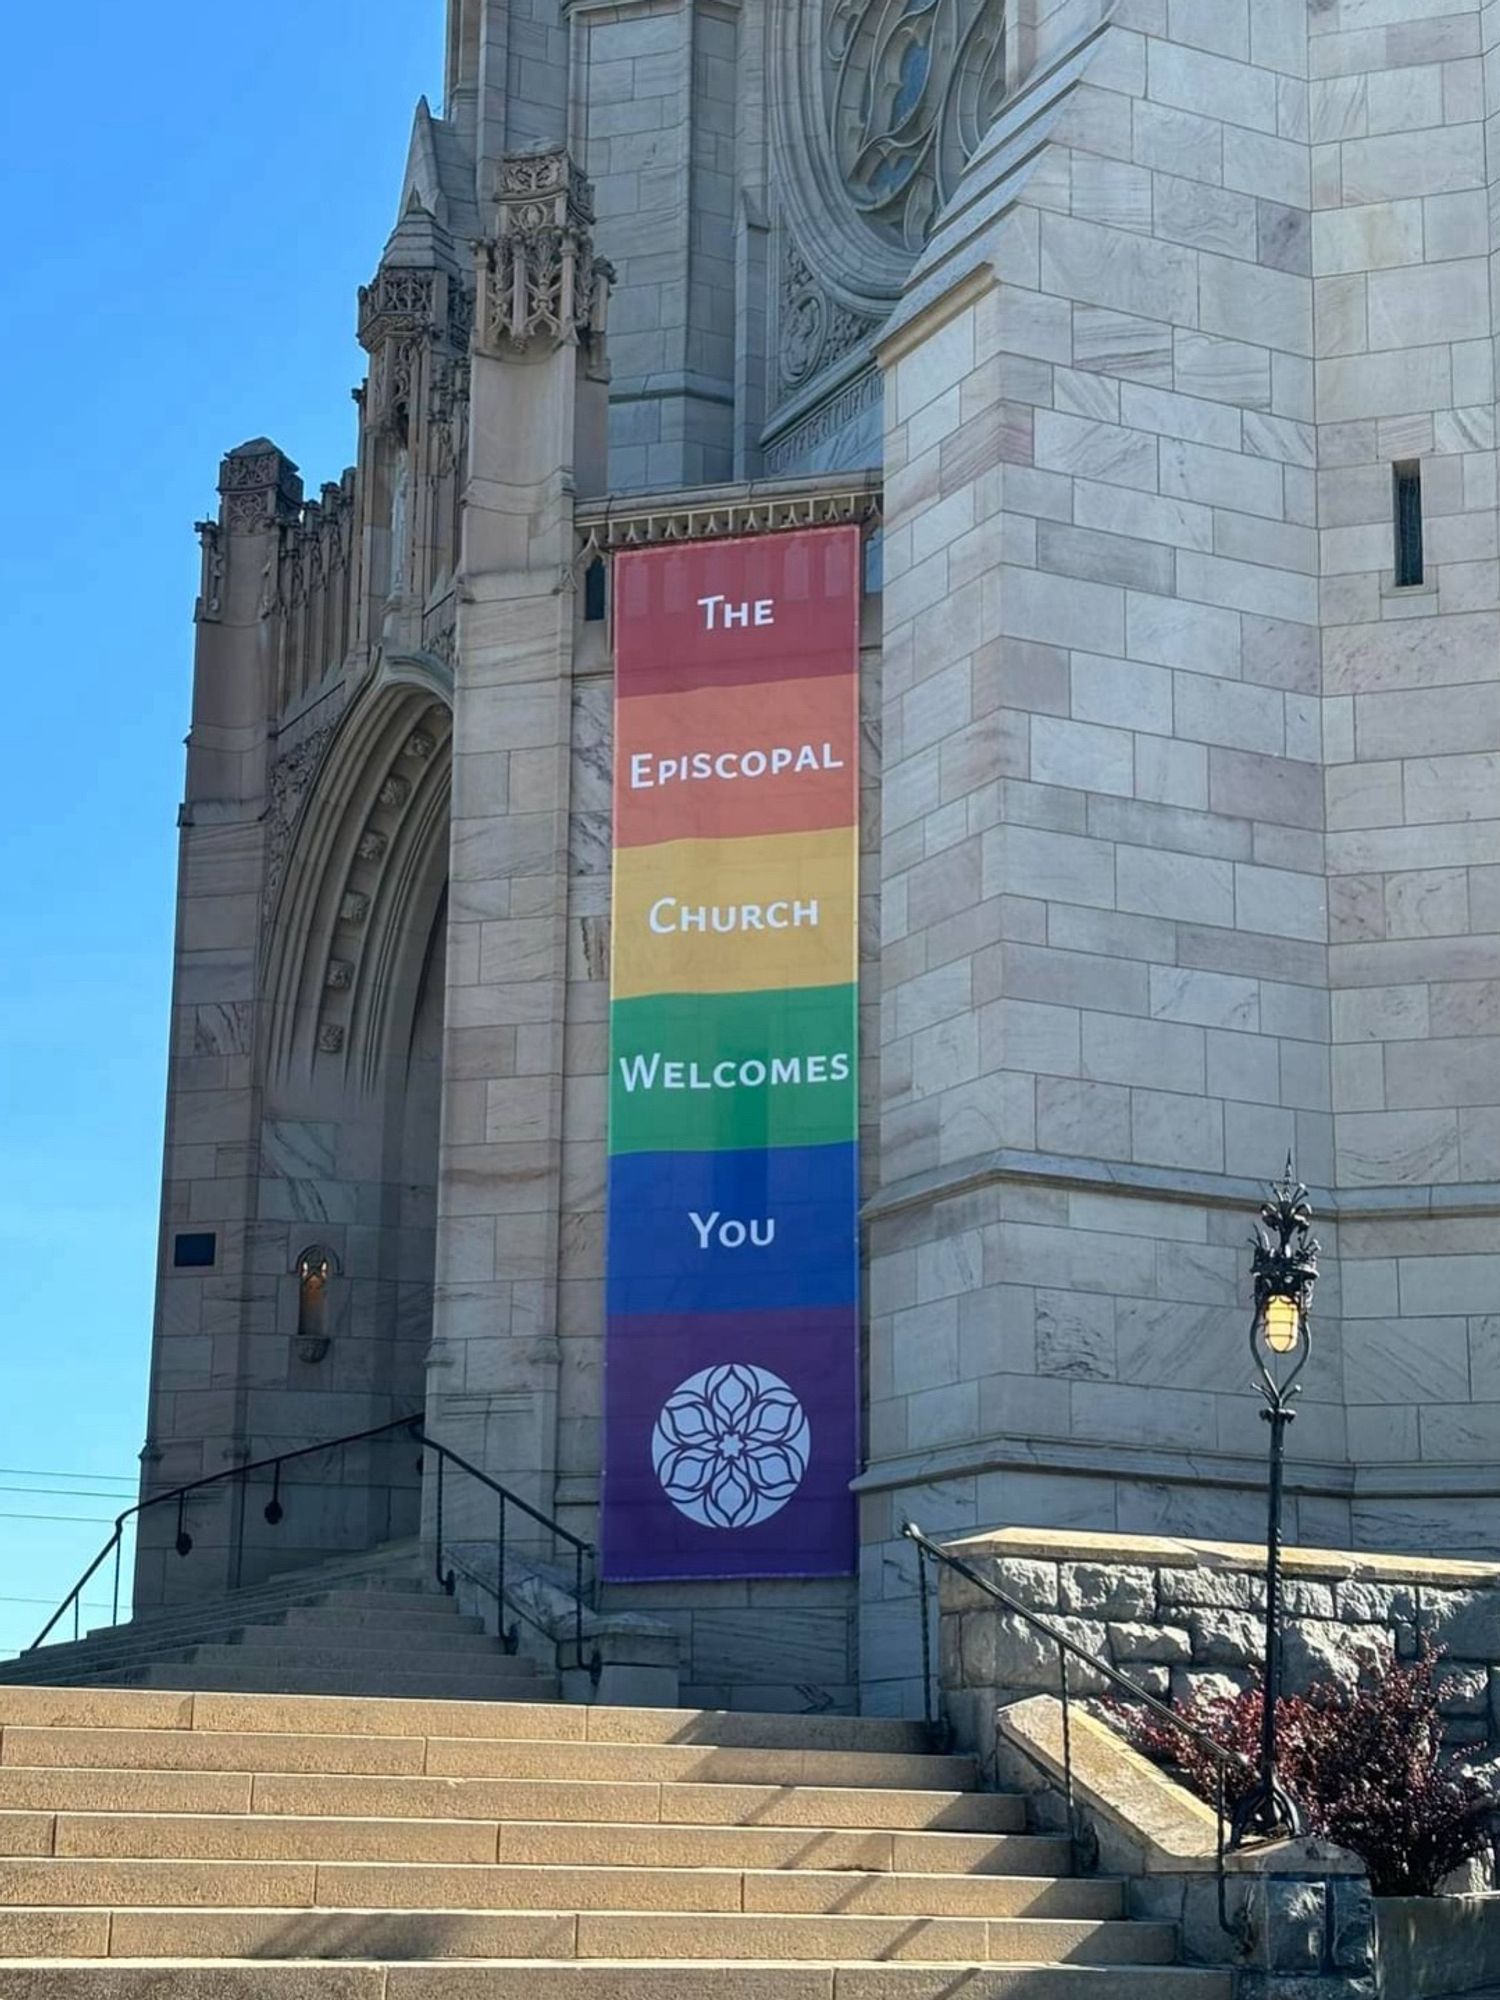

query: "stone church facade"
xmin=142 ymin=0 xmax=1500 ymax=1714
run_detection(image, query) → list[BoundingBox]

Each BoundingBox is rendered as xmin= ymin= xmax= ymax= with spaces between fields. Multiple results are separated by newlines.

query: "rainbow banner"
xmin=602 ymin=527 xmax=861 ymax=1581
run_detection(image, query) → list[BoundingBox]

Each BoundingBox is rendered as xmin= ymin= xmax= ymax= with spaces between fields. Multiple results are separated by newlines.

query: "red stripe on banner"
xmin=615 ymin=527 xmax=861 ymax=699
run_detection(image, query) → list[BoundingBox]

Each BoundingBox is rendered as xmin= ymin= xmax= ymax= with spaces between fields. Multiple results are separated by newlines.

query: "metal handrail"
xmin=903 ymin=1521 xmax=1242 ymax=1934
xmin=413 ymin=1427 xmax=596 ymax=1677
xmin=28 ymin=1416 xmax=424 ymax=1652
xmin=27 ymin=1416 xmax=598 ymax=1686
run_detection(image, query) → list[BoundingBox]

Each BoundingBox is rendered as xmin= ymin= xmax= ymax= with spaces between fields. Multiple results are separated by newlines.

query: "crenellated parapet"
xmin=267 ymin=472 xmax=360 ymax=716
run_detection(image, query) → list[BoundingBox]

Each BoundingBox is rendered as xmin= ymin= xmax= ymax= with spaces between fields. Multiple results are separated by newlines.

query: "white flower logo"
xmin=651 ymin=1363 xmax=811 ymax=1529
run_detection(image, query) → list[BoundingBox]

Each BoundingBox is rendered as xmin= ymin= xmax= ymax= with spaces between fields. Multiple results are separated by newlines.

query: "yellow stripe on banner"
xmin=612 ymin=826 xmax=858 ymax=1000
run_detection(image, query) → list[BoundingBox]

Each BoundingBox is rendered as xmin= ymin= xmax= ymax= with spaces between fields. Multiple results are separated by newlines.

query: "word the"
xmin=628 ymin=744 xmax=844 ymax=789
xmin=648 ymin=898 xmax=820 ymax=934
xmin=689 ymin=1211 xmax=776 ymax=1249
xmin=617 ymin=1051 xmax=852 ymax=1093
xmin=697 ymin=596 xmax=775 ymax=629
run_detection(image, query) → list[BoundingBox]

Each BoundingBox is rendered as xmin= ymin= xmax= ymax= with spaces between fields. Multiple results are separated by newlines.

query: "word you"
xmin=689 ymin=1211 xmax=775 ymax=1249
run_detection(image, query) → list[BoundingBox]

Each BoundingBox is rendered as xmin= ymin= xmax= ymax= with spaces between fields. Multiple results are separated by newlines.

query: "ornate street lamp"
xmin=1230 ymin=1156 xmax=1320 ymax=1848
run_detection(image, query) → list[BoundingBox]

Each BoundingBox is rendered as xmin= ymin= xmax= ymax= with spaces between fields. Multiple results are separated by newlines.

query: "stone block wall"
xmin=938 ymin=1526 xmax=1500 ymax=1765
xmin=996 ymin=1692 xmax=1377 ymax=2000
xmin=863 ymin=0 xmax=1343 ymax=1714
xmin=574 ymin=0 xmax=740 ymax=487
xmin=859 ymin=0 xmax=1500 ymax=1713
xmin=1317 ymin=0 xmax=1500 ymax=1560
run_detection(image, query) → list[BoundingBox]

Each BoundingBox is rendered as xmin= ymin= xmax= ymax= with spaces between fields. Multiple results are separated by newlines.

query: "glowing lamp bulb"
xmin=1262 ymin=1295 xmax=1301 ymax=1355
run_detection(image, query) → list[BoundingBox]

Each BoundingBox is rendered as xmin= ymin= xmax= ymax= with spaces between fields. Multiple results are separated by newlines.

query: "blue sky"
xmin=0 ymin=3 xmax=441 ymax=1658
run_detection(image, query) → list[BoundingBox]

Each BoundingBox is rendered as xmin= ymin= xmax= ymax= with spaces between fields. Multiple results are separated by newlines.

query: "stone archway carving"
xmin=262 ymin=675 xmax=452 ymax=1092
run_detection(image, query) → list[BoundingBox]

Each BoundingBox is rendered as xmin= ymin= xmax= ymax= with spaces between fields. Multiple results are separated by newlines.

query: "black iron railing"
xmin=27 ymin=1416 xmax=596 ymax=1682
xmin=904 ymin=1521 xmax=1242 ymax=1934
xmin=421 ymin=1430 xmax=595 ymax=1676
xmin=29 ymin=1416 xmax=424 ymax=1651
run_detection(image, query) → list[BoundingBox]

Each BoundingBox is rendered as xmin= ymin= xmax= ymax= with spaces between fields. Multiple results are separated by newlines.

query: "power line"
xmin=0 ymin=1472 xmax=137 ymax=1488
xmin=0 ymin=1596 xmax=113 ymax=1609
xmin=0 ymin=1486 xmax=136 ymax=1502
xmin=0 ymin=1512 xmax=120 ymax=1525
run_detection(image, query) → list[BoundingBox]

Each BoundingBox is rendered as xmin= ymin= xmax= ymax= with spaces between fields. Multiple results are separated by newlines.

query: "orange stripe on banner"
xmin=611 ymin=826 xmax=859 ymax=999
xmin=615 ymin=674 xmax=858 ymax=849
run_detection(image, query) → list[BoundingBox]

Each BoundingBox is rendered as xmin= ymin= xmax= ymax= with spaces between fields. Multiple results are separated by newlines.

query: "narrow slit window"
xmin=1394 ymin=462 xmax=1424 ymax=587
xmin=583 ymin=558 xmax=607 ymax=622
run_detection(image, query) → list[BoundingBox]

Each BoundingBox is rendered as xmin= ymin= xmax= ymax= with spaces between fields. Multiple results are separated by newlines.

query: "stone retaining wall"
xmin=1376 ymin=1894 xmax=1500 ymax=2000
xmin=937 ymin=1526 xmax=1500 ymax=1767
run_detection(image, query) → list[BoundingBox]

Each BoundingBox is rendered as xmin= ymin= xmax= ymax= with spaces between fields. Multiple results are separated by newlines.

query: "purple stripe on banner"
xmin=601 ymin=1306 xmax=859 ymax=1581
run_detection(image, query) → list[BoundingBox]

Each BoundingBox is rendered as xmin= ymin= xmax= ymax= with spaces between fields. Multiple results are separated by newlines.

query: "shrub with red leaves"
xmin=1112 ymin=1647 xmax=1494 ymax=1897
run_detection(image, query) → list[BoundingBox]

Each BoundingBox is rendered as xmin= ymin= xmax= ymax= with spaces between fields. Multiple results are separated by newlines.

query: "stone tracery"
xmin=826 ymin=0 xmax=1008 ymax=252
xmin=767 ymin=0 xmax=1010 ymax=448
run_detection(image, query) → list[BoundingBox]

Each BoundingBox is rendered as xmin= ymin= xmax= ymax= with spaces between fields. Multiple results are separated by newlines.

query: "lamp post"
xmin=1230 ymin=1156 xmax=1320 ymax=1848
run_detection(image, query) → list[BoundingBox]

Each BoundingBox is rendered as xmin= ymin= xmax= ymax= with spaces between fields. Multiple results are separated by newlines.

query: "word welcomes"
xmin=618 ymin=1051 xmax=851 ymax=1093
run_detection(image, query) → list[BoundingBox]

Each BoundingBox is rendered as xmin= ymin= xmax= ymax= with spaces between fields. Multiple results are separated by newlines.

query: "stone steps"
xmin=277 ymin=1606 xmax=490 ymax=1635
xmin=0 ymin=1767 xmax=1020 ymax=1832
xmin=0 ymin=1548 xmax=425 ymax=1662
xmin=0 ymin=1546 xmax=555 ymax=1705
xmin=0 ymin=1684 xmax=1221 ymax=1995
xmin=211 ymin=1622 xmax=501 ymax=1656
xmin=0 ymin=1857 xmax=1124 ymax=1918
xmin=172 ymin=1641 xmax=536 ymax=1673
xmin=45 ymin=1551 xmax=431 ymax=1651
xmin=0 ymin=1728 xmax=978 ymax=1792
xmin=123 ymin=1666 xmax=556 ymax=1702
xmin=0 ymin=1907 xmax=1183 ymax=1965
xmin=125 ymin=1691 xmax=933 ymax=1752
xmin=0 ymin=1963 xmax=1236 ymax=1997
xmin=3 ymin=1811 xmax=1066 ymax=1875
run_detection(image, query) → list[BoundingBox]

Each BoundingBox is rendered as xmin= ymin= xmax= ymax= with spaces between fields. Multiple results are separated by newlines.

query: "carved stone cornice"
xmin=574 ymin=473 xmax=882 ymax=565
xmin=762 ymin=365 xmax=883 ymax=477
xmin=475 ymin=149 xmax=613 ymax=357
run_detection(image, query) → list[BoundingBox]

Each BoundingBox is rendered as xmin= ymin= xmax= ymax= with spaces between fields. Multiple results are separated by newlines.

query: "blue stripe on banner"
xmin=606 ymin=1143 xmax=858 ymax=1319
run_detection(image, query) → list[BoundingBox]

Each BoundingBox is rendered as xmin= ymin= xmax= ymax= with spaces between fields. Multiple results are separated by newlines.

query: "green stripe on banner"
xmin=609 ymin=985 xmax=857 ymax=1155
